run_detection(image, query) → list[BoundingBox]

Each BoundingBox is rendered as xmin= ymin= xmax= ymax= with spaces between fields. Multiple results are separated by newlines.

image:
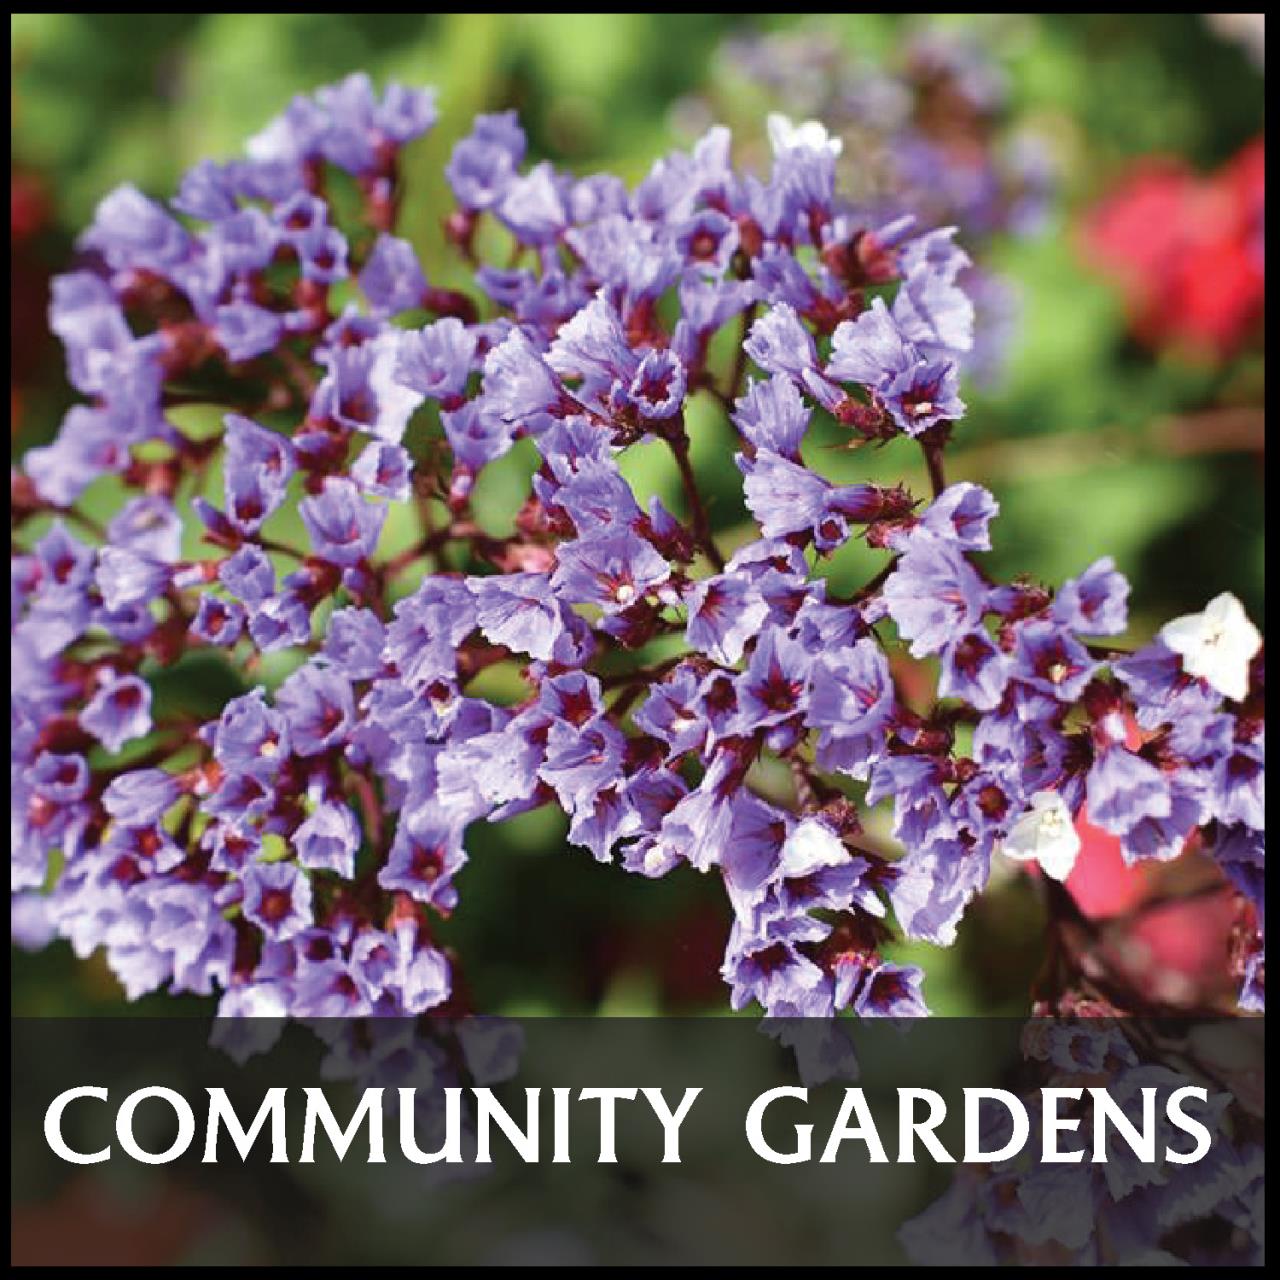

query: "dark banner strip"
xmin=10 ymin=1016 xmax=1265 ymax=1265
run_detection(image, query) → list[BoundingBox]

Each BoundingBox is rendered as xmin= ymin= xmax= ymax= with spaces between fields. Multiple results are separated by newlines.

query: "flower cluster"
xmin=10 ymin=74 xmax=1264 ymax=1025
xmin=707 ymin=21 xmax=1058 ymax=384
xmin=901 ymin=1019 xmax=1264 ymax=1265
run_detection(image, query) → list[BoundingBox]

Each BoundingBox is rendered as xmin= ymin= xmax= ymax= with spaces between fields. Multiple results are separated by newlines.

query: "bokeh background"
xmin=11 ymin=13 xmax=1265 ymax=1021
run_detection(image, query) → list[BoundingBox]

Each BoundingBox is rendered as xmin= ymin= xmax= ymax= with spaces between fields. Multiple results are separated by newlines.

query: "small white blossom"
xmin=1159 ymin=592 xmax=1261 ymax=703
xmin=766 ymin=112 xmax=843 ymax=158
xmin=778 ymin=817 xmax=846 ymax=877
xmin=1000 ymin=791 xmax=1080 ymax=883
xmin=642 ymin=846 xmax=668 ymax=876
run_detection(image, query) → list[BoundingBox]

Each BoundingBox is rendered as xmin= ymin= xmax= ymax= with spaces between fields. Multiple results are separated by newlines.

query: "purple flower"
xmin=894 ymin=264 xmax=975 ymax=362
xmin=1086 ymin=747 xmax=1172 ymax=836
xmin=274 ymin=191 xmax=327 ymax=239
xmin=359 ymin=235 xmax=427 ymax=315
xmin=106 ymin=496 xmax=183 ymax=563
xmin=808 ymin=638 xmax=897 ymax=778
xmin=913 ymin=482 xmax=999 ymax=552
xmin=377 ymin=815 xmax=467 ymax=913
xmin=887 ymin=839 xmax=988 ymax=946
xmin=12 ymin=893 xmax=57 ymax=952
xmin=539 ymin=715 xmax=628 ymax=826
xmin=740 ymin=449 xmax=897 ymax=551
xmin=33 ymin=521 xmax=95 ymax=591
xmin=828 ymin=298 xmax=964 ymax=434
xmin=882 ymin=539 xmax=988 ymax=657
xmin=378 ymin=921 xmax=452 ymax=1014
xmin=369 ymin=80 xmax=438 ymax=145
xmin=658 ymin=748 xmax=745 ymax=872
xmin=852 ymin=963 xmax=930 ymax=1018
xmin=773 ymin=817 xmax=882 ymax=921
xmin=218 ymin=545 xmax=275 ymax=605
xmin=870 ymin=755 xmax=959 ymax=854
xmin=733 ymin=372 xmax=811 ymax=459
xmin=313 ymin=333 xmax=423 ymax=443
xmin=79 ymin=675 xmax=153 ymax=754
xmin=1012 ymin=622 xmax=1098 ymax=703
xmin=939 ymin=630 xmax=1010 ymax=711
xmin=1114 ymin=640 xmax=1222 ymax=731
xmin=204 ymin=821 xmax=262 ymax=873
xmin=551 ymin=530 xmax=670 ymax=614
xmin=101 ymin=768 xmax=180 ymax=826
xmin=442 ymin=401 xmax=514 ymax=476
xmin=719 ymin=795 xmax=789 ymax=923
xmin=744 ymin=304 xmax=822 ymax=389
xmin=294 ymin=801 xmax=361 ymax=877
xmin=547 ymin=294 xmax=635 ymax=395
xmin=12 ymin=73 xmax=1266 ymax=1031
xmin=468 ymin=572 xmax=563 ymax=662
xmin=615 ymin=347 xmax=686 ymax=421
xmin=633 ymin=665 xmax=709 ymax=762
xmin=675 ymin=208 xmax=739 ymax=276
xmin=1239 ymin=949 xmax=1264 ymax=1012
xmin=1118 ymin=775 xmax=1203 ymax=865
xmin=1053 ymin=557 xmax=1130 ymax=636
xmin=482 ymin=328 xmax=564 ymax=426
xmin=80 ymin=184 xmax=192 ymax=274
xmin=323 ymin=607 xmax=385 ymax=680
xmin=735 ymin=628 xmax=814 ymax=737
xmin=248 ymin=593 xmax=312 ymax=652
xmin=28 ymin=751 xmax=89 ymax=803
xmin=299 ymin=477 xmax=387 ymax=566
xmin=685 ymin=574 xmax=770 ymax=666
xmin=828 ymin=298 xmax=916 ymax=387
xmin=722 ymin=915 xmax=829 ymax=1014
xmin=497 ymin=162 xmax=567 ymax=245
xmin=242 ymin=861 xmax=313 ymax=942
xmin=191 ymin=594 xmax=246 ymax=647
xmin=276 ymin=663 xmax=355 ymax=757
xmin=48 ymin=272 xmax=132 ymax=395
xmin=95 ymin=547 xmax=170 ymax=611
xmin=1210 ymin=739 xmax=1265 ymax=831
xmin=879 ymin=359 xmax=964 ymax=437
xmin=290 ymin=958 xmax=369 ymax=1017
xmin=551 ymin=460 xmax=643 ymax=536
xmin=351 ymin=441 xmax=412 ymax=502
xmin=379 ymin=584 xmax=472 ymax=691
xmin=215 ymin=303 xmax=285 ymax=362
xmin=446 ymin=111 xmax=526 ymax=211
xmin=223 ymin=414 xmax=295 ymax=535
xmin=207 ymin=206 xmax=278 ymax=274
xmin=396 ymin=317 xmax=478 ymax=401
xmin=213 ymin=690 xmax=290 ymax=782
xmin=280 ymin=74 xmax=436 ymax=173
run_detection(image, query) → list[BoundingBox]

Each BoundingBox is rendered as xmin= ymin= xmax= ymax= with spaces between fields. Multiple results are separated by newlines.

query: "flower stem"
xmin=668 ymin=428 xmax=725 ymax=571
xmin=921 ymin=437 xmax=948 ymax=498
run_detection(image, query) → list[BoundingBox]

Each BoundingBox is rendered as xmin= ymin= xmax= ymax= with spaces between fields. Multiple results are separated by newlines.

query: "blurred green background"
xmin=10 ymin=14 xmax=1265 ymax=1022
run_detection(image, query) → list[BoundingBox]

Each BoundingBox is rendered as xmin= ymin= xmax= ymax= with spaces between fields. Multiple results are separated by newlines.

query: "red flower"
xmin=1084 ymin=137 xmax=1264 ymax=359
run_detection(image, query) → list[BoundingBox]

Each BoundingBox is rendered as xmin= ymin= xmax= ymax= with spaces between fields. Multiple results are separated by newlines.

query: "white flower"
xmin=1159 ymin=592 xmax=1261 ymax=703
xmin=778 ymin=817 xmax=846 ymax=877
xmin=766 ymin=112 xmax=843 ymax=159
xmin=642 ymin=846 xmax=668 ymax=876
xmin=1000 ymin=791 xmax=1080 ymax=883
